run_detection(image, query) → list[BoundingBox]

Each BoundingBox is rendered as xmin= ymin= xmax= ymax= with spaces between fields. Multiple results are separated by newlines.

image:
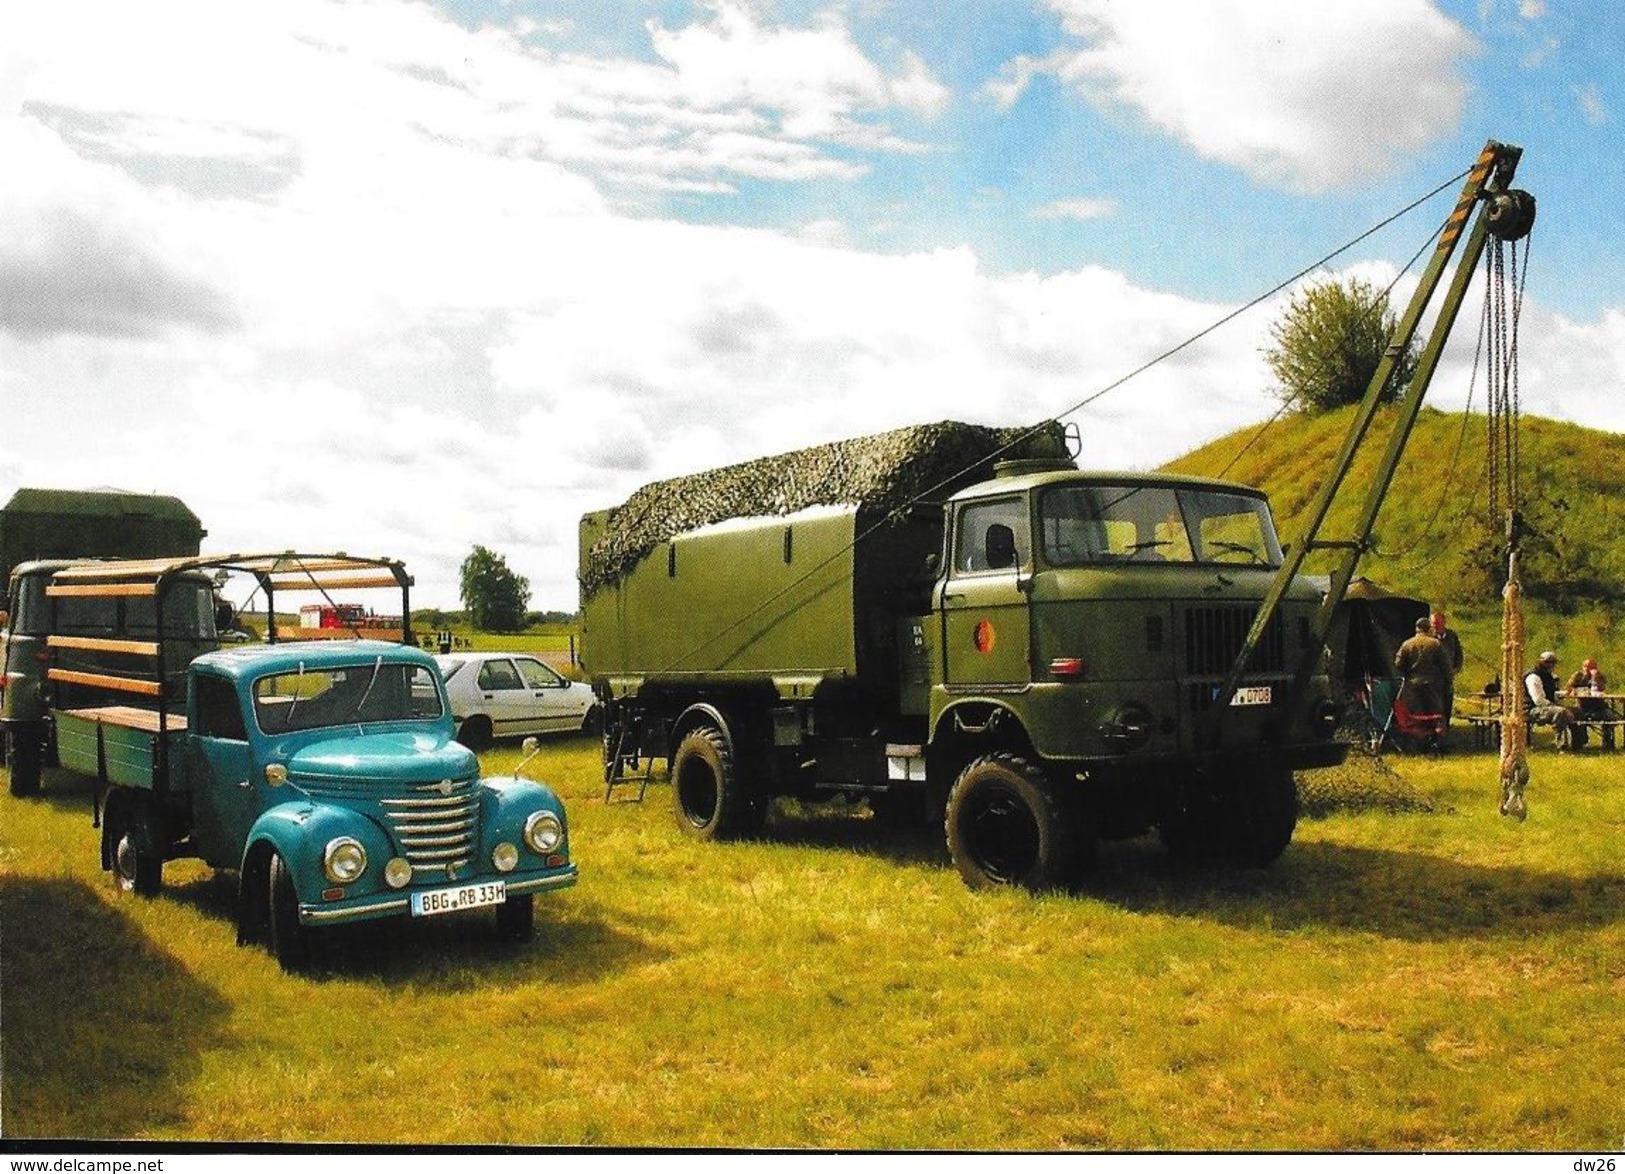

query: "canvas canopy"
xmin=581 ymin=419 xmax=1068 ymax=596
xmin=1319 ymin=575 xmax=1430 ymax=683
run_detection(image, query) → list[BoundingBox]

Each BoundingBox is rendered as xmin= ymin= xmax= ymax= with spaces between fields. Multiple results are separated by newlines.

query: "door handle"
xmin=943 ymin=592 xmax=965 ymax=602
xmin=236 ymin=780 xmax=250 ymax=790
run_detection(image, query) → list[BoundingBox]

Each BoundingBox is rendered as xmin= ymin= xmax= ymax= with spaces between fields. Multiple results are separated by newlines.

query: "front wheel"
xmin=1222 ymin=767 xmax=1298 ymax=868
xmin=494 ymin=893 xmax=535 ymax=941
xmin=7 ymin=724 xmax=43 ymax=798
xmin=944 ymin=754 xmax=1072 ymax=891
xmin=671 ymin=724 xmax=761 ymax=841
xmin=456 ymin=715 xmax=493 ymax=751
xmin=268 ymin=852 xmax=313 ymax=971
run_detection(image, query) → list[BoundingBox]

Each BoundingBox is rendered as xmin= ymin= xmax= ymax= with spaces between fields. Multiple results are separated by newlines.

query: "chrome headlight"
xmin=323 ymin=836 xmax=368 ymax=884
xmin=492 ymin=842 xmax=519 ymax=873
xmin=384 ymin=856 xmax=413 ymax=889
xmin=524 ymin=810 xmax=563 ymax=854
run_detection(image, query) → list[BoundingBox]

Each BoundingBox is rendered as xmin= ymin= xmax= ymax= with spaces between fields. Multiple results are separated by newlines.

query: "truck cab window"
xmin=194 ymin=674 xmax=247 ymax=741
xmin=956 ymin=498 xmax=1029 ymax=574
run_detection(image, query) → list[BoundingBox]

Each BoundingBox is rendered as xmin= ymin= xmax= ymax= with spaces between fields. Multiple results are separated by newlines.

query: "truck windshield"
xmin=1038 ymin=484 xmax=1283 ymax=568
xmin=253 ymin=663 xmax=444 ymax=733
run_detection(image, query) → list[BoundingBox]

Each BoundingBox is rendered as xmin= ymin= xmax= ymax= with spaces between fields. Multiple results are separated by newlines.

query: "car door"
xmin=515 ymin=656 xmax=582 ymax=732
xmin=187 ymin=671 xmax=260 ymax=868
xmin=942 ymin=495 xmax=1034 ymax=688
xmin=474 ymin=657 xmax=531 ymax=736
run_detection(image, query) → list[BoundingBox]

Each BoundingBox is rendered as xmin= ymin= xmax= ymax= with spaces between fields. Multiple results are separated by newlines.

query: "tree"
xmin=459 ymin=545 xmax=531 ymax=633
xmin=1263 ymin=277 xmax=1419 ymax=413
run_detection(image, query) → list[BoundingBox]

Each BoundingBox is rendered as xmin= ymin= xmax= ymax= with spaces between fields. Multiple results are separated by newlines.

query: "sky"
xmin=2 ymin=0 xmax=1621 ymax=611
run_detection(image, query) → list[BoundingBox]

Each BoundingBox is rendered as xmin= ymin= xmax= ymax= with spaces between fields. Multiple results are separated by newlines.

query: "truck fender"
xmin=233 ymin=801 xmax=393 ymax=944
xmin=669 ymin=702 xmax=738 ymax=760
xmin=478 ymin=775 xmax=570 ymax=853
xmin=929 ymin=700 xmax=1036 ymax=791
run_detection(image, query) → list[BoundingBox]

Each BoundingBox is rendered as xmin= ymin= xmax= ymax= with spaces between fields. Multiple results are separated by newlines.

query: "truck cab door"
xmin=941 ymin=497 xmax=1033 ymax=687
xmin=186 ymin=673 xmax=260 ymax=868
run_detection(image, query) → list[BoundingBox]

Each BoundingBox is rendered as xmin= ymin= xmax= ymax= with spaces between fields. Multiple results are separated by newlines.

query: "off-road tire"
xmin=7 ymin=725 xmax=43 ymax=798
xmin=671 ymin=724 xmax=761 ymax=841
xmin=944 ymin=754 xmax=1071 ymax=891
xmin=268 ymin=852 xmax=312 ymax=972
xmin=494 ymin=893 xmax=535 ymax=941
xmin=456 ymin=715 xmax=493 ymax=752
xmin=1221 ymin=767 xmax=1298 ymax=868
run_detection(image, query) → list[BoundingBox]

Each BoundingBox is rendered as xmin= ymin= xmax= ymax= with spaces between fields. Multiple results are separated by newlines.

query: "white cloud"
xmin=1031 ymin=197 xmax=1117 ymax=222
xmin=1010 ymin=0 xmax=1474 ymax=193
xmin=1577 ymin=83 xmax=1608 ymax=125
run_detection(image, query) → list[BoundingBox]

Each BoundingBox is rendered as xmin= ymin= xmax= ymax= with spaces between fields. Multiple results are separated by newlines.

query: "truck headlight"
xmin=492 ymin=842 xmax=519 ymax=872
xmin=323 ymin=837 xmax=368 ymax=884
xmin=524 ymin=811 xmax=563 ymax=854
xmin=384 ymin=856 xmax=413 ymax=889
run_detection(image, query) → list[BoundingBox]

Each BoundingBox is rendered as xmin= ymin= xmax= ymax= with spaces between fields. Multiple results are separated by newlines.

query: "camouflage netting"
xmin=582 ymin=419 xmax=1069 ymax=596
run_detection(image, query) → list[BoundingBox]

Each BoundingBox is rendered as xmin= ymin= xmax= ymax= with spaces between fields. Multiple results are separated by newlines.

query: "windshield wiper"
xmin=1207 ymin=540 xmax=1269 ymax=566
xmin=349 ymin=656 xmax=384 ymax=727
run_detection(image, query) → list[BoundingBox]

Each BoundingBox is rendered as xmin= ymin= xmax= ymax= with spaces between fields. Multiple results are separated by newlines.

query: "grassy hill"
xmin=1162 ymin=406 xmax=1625 ymax=692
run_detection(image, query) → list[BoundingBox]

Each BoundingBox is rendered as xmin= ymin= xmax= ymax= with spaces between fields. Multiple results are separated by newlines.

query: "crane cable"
xmin=1488 ymin=233 xmax=1532 ymax=820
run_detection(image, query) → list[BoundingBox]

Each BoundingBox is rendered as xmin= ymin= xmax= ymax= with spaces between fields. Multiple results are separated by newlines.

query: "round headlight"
xmin=524 ymin=810 xmax=563 ymax=855
xmin=384 ymin=856 xmax=413 ymax=889
xmin=323 ymin=836 xmax=368 ymax=884
xmin=492 ymin=842 xmax=519 ymax=873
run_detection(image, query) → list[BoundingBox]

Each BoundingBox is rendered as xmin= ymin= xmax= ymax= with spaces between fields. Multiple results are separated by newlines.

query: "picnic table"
xmin=1460 ymin=691 xmax=1625 ymax=750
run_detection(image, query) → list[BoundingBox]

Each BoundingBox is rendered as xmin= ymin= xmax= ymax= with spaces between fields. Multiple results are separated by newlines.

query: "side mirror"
xmin=923 ymin=552 xmax=941 ymax=576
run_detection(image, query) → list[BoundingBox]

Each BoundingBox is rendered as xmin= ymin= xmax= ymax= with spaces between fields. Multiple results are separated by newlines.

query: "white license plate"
xmin=1230 ymin=685 xmax=1273 ymax=707
xmin=410 ymin=880 xmax=506 ymax=917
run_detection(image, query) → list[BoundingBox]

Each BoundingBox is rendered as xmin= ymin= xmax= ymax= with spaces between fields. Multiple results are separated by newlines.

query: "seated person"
xmin=1567 ymin=657 xmax=1609 ymax=717
xmin=1525 ymin=651 xmax=1581 ymax=750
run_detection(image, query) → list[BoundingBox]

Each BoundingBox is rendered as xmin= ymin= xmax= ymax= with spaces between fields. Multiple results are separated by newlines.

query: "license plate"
xmin=1229 ymin=685 xmax=1273 ymax=707
xmin=410 ymin=880 xmax=506 ymax=917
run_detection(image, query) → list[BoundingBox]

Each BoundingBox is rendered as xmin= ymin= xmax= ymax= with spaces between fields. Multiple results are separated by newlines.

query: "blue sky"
xmin=2 ymin=1 xmax=1620 ymax=609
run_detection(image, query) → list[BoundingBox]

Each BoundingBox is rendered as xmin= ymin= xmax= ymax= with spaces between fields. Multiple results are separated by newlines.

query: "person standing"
xmin=1525 ymin=650 xmax=1580 ymax=750
xmin=1430 ymin=611 xmax=1464 ymax=730
xmin=1394 ymin=616 xmax=1451 ymax=744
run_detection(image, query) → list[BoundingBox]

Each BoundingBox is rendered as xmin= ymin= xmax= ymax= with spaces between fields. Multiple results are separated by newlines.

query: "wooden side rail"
xmin=47 ymin=668 xmax=163 ymax=697
xmin=266 ymin=573 xmax=408 ymax=591
xmin=45 ymin=582 xmax=157 ymax=598
xmin=46 ymin=635 xmax=161 ymax=656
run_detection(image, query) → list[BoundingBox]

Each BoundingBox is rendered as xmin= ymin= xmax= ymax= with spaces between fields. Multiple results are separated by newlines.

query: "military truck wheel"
xmin=7 ymin=725 xmax=43 ymax=798
xmin=456 ymin=715 xmax=493 ymax=751
xmin=494 ymin=893 xmax=535 ymax=941
xmin=1221 ymin=767 xmax=1298 ymax=868
xmin=945 ymin=754 xmax=1070 ymax=891
xmin=112 ymin=822 xmax=163 ymax=897
xmin=671 ymin=724 xmax=760 ymax=841
xmin=267 ymin=852 xmax=313 ymax=972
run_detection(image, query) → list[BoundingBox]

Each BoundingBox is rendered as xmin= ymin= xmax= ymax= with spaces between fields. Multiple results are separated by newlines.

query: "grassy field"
xmin=3 ymin=738 xmax=1622 ymax=1150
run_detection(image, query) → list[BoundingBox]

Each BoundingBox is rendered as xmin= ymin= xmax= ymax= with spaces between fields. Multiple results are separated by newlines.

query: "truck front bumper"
xmin=301 ymin=864 xmax=579 ymax=926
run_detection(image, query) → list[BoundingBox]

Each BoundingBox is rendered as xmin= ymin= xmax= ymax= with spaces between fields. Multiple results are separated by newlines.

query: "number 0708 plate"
xmin=1229 ymin=685 xmax=1273 ymax=707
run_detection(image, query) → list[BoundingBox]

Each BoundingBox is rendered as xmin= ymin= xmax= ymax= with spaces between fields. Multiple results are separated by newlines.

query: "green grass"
xmin=3 ymin=742 xmax=1623 ymax=1149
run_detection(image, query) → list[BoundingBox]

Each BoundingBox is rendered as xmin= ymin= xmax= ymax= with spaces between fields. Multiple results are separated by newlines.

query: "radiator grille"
xmin=300 ymin=775 xmax=480 ymax=878
xmin=1184 ymin=606 xmax=1285 ymax=676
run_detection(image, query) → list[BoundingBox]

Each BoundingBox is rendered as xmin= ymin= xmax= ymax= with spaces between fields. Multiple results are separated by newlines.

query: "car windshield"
xmin=1039 ymin=484 xmax=1283 ymax=568
xmin=253 ymin=661 xmax=444 ymax=733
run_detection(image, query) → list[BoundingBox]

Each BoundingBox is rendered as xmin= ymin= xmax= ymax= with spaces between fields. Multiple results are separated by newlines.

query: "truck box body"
xmin=1 ymin=488 xmax=205 ymax=601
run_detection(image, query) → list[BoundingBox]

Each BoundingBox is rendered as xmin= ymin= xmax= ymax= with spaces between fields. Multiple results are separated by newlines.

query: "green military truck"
xmin=0 ymin=487 xmax=205 ymax=595
xmin=580 ymin=421 xmax=1347 ymax=889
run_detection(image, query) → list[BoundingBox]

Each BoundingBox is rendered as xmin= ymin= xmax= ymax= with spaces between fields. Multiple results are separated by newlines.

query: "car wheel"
xmin=581 ymin=706 xmax=603 ymax=737
xmin=456 ymin=715 xmax=493 ymax=751
xmin=268 ymin=851 xmax=312 ymax=972
xmin=945 ymin=754 xmax=1071 ymax=891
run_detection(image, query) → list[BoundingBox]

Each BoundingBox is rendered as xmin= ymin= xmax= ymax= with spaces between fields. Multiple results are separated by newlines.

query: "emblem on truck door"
xmin=973 ymin=620 xmax=996 ymax=654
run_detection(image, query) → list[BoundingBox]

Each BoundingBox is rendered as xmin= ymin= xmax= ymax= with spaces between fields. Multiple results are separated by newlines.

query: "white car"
xmin=435 ymin=652 xmax=599 ymax=749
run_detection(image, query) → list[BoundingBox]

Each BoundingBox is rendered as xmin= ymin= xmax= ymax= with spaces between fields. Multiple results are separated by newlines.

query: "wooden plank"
xmin=57 ymin=705 xmax=188 ymax=734
xmin=47 ymin=668 xmax=163 ymax=696
xmin=266 ymin=573 xmax=407 ymax=590
xmin=46 ymin=635 xmax=161 ymax=656
xmin=45 ymin=582 xmax=157 ymax=598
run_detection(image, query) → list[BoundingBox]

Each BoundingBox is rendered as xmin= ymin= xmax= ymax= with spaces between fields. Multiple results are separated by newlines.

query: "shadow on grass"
xmin=0 ymin=874 xmax=231 ymax=1141
xmin=1084 ymin=837 xmax=1625 ymax=941
xmin=161 ymin=869 xmax=666 ymax=992
xmin=758 ymin=801 xmax=1625 ymax=942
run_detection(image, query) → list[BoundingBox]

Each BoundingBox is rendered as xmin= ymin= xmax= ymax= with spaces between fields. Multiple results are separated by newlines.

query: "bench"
xmin=1464 ymin=714 xmax=1501 ymax=750
xmin=1574 ymin=718 xmax=1625 ymax=750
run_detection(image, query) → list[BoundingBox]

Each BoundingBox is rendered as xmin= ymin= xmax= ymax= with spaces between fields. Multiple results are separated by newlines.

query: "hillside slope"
xmin=1160 ymin=406 xmax=1625 ymax=688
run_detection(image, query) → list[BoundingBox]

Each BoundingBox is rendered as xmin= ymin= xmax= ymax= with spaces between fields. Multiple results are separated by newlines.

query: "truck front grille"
xmin=299 ymin=774 xmax=480 ymax=878
xmin=1184 ymin=606 xmax=1285 ymax=676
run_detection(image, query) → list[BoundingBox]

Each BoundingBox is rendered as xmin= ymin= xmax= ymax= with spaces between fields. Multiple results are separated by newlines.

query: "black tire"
xmin=1157 ymin=785 xmax=1222 ymax=865
xmin=111 ymin=816 xmax=163 ymax=896
xmin=944 ymin=754 xmax=1071 ymax=891
xmin=581 ymin=706 xmax=603 ymax=737
xmin=268 ymin=852 xmax=312 ymax=972
xmin=456 ymin=715 xmax=493 ymax=751
xmin=494 ymin=893 xmax=535 ymax=941
xmin=1221 ymin=767 xmax=1299 ymax=868
xmin=671 ymin=724 xmax=761 ymax=841
xmin=7 ymin=725 xmax=43 ymax=798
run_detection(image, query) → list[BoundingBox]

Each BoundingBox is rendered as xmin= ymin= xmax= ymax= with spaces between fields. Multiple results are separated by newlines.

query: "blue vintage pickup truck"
xmin=31 ymin=554 xmax=577 ymax=969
